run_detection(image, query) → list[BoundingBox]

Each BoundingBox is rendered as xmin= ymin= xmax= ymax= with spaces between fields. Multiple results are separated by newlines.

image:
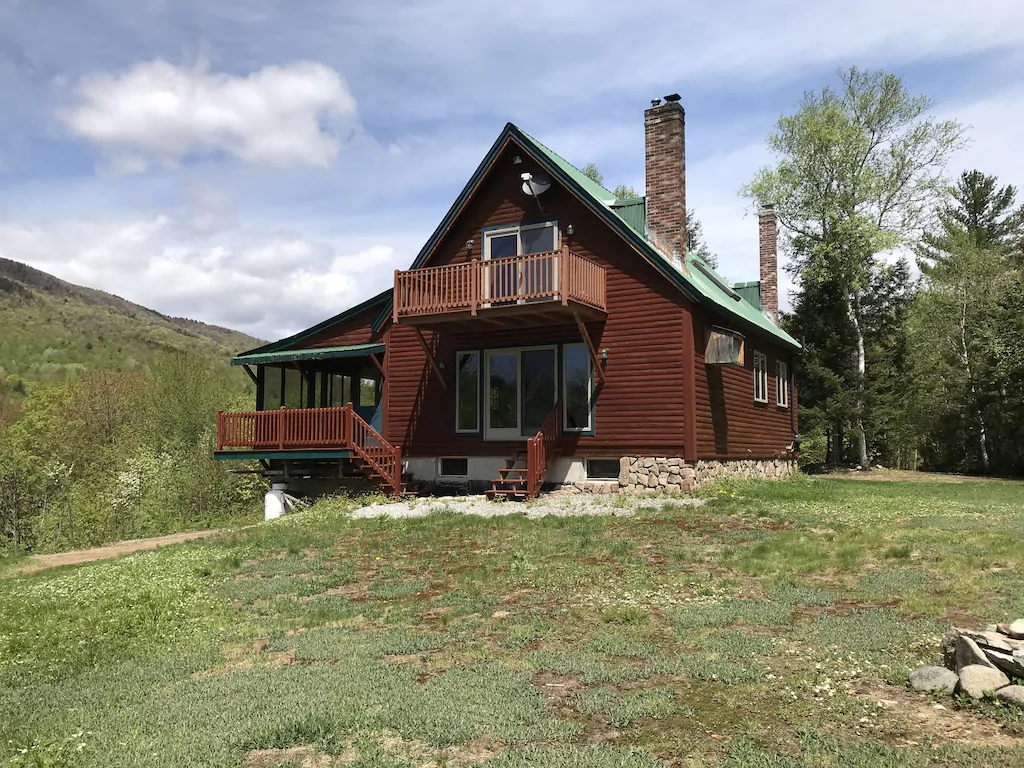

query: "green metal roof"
xmin=232 ymin=343 xmax=385 ymax=366
xmin=732 ymin=281 xmax=762 ymax=310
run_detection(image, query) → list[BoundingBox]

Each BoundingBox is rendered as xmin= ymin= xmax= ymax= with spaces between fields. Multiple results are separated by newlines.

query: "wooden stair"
xmin=486 ymin=459 xmax=530 ymax=501
xmin=486 ymin=403 xmax=562 ymax=501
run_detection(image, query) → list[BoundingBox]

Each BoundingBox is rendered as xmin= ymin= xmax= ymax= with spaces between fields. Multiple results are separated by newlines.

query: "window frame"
xmin=482 ymin=220 xmax=560 ymax=260
xmin=753 ymin=350 xmax=769 ymax=404
xmin=562 ymin=342 xmax=594 ymax=434
xmin=586 ymin=458 xmax=620 ymax=480
xmin=454 ymin=350 xmax=481 ymax=434
xmin=438 ymin=457 xmax=469 ymax=478
xmin=776 ymin=360 xmax=789 ymax=408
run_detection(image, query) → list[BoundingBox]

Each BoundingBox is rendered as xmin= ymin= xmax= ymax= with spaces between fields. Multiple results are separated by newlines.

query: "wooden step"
xmin=486 ymin=488 xmax=530 ymax=501
xmin=498 ymin=468 xmax=528 ymax=477
xmin=492 ymin=478 xmax=527 ymax=488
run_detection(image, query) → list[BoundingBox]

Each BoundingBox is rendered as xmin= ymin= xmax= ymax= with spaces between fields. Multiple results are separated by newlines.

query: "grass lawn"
xmin=2 ymin=475 xmax=1024 ymax=767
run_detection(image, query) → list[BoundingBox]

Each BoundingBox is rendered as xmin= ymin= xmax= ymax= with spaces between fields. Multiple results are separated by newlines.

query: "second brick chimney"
xmin=758 ymin=205 xmax=779 ymax=323
xmin=644 ymin=96 xmax=686 ymax=262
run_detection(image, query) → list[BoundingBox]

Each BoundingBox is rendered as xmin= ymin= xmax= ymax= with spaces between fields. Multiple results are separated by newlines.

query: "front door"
xmin=485 ymin=348 xmax=556 ymax=439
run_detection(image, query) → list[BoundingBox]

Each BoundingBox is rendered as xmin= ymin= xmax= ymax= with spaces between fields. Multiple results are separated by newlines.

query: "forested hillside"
xmin=0 ymin=256 xmax=261 ymax=391
xmin=0 ymin=259 xmax=267 ymax=553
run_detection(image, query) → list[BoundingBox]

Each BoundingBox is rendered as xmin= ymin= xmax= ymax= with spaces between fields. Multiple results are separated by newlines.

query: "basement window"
xmin=586 ymin=458 xmax=621 ymax=480
xmin=439 ymin=457 xmax=469 ymax=477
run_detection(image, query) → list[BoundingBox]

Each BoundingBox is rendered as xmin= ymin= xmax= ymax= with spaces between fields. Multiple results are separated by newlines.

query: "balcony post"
xmin=471 ymin=257 xmax=479 ymax=316
xmin=560 ymin=245 xmax=569 ymax=305
xmin=278 ymin=406 xmax=286 ymax=449
xmin=217 ymin=410 xmax=224 ymax=451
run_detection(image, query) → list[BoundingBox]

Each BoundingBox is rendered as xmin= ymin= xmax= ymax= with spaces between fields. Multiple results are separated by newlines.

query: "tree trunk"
xmin=958 ymin=284 xmax=991 ymax=472
xmin=831 ymin=419 xmax=844 ymax=467
xmin=845 ymin=291 xmax=870 ymax=468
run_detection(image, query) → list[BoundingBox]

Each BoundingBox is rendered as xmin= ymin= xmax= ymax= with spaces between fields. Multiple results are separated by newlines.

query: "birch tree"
xmin=744 ymin=67 xmax=965 ymax=467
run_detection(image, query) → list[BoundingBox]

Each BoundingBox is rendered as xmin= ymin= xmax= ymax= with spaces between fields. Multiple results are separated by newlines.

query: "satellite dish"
xmin=521 ymin=171 xmax=551 ymax=197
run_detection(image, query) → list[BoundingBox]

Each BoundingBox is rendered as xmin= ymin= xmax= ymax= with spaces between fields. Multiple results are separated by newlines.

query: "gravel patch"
xmin=348 ymin=493 xmax=706 ymax=520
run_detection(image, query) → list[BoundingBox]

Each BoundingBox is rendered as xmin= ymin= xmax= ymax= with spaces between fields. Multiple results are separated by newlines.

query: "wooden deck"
xmin=393 ymin=246 xmax=607 ymax=327
xmin=216 ymin=405 xmax=405 ymax=495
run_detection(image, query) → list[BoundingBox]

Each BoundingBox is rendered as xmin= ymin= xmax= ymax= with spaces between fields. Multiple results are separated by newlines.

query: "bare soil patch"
xmin=12 ymin=529 xmax=222 ymax=575
xmin=852 ymin=681 xmax=1023 ymax=747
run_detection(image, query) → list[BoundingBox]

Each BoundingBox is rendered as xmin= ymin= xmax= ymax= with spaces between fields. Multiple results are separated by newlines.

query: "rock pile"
xmin=909 ymin=620 xmax=1024 ymax=705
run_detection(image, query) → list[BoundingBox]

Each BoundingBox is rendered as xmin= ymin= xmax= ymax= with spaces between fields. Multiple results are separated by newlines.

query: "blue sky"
xmin=2 ymin=0 xmax=1023 ymax=341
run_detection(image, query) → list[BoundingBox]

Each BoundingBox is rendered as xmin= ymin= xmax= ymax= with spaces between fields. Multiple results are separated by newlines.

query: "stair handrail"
xmin=527 ymin=400 xmax=562 ymax=497
xmin=344 ymin=404 xmax=403 ymax=495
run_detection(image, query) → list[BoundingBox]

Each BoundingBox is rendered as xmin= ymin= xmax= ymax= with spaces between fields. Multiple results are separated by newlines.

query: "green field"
xmin=2 ymin=476 xmax=1023 ymax=767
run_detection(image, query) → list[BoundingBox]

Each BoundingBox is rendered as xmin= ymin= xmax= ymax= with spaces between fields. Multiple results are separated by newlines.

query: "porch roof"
xmin=231 ymin=342 xmax=385 ymax=367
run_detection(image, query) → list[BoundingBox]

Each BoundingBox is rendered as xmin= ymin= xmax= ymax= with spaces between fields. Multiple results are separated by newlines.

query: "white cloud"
xmin=0 ymin=211 xmax=407 ymax=340
xmin=57 ymin=59 xmax=357 ymax=171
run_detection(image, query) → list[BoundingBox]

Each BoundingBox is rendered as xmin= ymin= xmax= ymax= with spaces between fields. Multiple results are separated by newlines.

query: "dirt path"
xmin=10 ymin=529 xmax=222 ymax=576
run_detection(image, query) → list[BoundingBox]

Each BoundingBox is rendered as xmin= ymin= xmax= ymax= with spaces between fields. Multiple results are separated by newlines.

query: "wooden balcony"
xmin=393 ymin=246 xmax=607 ymax=328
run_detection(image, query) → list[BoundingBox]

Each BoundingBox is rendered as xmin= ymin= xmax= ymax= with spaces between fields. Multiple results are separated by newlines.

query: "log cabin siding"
xmin=692 ymin=310 xmax=796 ymax=459
xmin=299 ymin=304 xmax=386 ymax=349
xmin=384 ymin=146 xmax=690 ymax=458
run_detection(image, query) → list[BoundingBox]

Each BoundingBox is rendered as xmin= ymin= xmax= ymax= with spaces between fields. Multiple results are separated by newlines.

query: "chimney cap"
xmin=760 ymin=203 xmax=776 ymax=211
xmin=650 ymin=98 xmax=662 ymax=107
xmin=664 ymin=93 xmax=681 ymax=102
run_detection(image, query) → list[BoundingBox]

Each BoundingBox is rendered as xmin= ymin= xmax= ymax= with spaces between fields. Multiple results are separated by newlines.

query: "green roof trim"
xmin=367 ymin=122 xmax=800 ymax=351
xmin=232 ymin=343 xmax=385 ymax=366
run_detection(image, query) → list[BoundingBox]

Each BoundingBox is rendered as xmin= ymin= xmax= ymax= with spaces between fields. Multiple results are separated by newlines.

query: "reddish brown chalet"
xmin=216 ymin=96 xmax=802 ymax=498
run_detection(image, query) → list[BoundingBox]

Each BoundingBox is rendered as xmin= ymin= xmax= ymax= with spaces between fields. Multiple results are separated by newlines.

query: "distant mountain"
xmin=0 ymin=257 xmax=264 ymax=390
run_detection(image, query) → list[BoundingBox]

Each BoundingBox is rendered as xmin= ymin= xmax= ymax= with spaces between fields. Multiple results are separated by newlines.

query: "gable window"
xmin=456 ymin=351 xmax=480 ymax=433
xmin=776 ymin=361 xmax=789 ymax=408
xmin=483 ymin=222 xmax=559 ymax=304
xmin=483 ymin=221 xmax=558 ymax=259
xmin=753 ymin=351 xmax=768 ymax=403
xmin=563 ymin=343 xmax=593 ymax=432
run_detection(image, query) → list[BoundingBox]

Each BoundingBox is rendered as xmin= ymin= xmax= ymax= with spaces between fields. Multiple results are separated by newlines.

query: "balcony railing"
xmin=393 ymin=246 xmax=607 ymax=323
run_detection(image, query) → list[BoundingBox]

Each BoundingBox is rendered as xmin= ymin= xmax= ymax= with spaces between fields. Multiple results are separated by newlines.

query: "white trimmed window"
xmin=753 ymin=351 xmax=768 ymax=403
xmin=455 ymin=351 xmax=480 ymax=433
xmin=563 ymin=343 xmax=593 ymax=432
xmin=776 ymin=361 xmax=789 ymax=408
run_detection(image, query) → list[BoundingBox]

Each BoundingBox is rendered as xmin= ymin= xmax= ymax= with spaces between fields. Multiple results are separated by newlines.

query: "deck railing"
xmin=527 ymin=400 xmax=562 ymax=497
xmin=216 ymin=405 xmax=403 ymax=494
xmin=393 ymin=246 xmax=606 ymax=321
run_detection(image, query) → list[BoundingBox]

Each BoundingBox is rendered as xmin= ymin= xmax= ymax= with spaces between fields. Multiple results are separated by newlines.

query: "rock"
xmin=646 ymin=474 xmax=659 ymax=489
xmin=962 ymin=629 xmax=1015 ymax=653
xmin=955 ymin=635 xmax=998 ymax=671
xmin=996 ymin=685 xmax=1024 ymax=708
xmin=628 ymin=473 xmax=637 ymax=486
xmin=667 ymin=458 xmax=681 ymax=467
xmin=643 ymin=457 xmax=655 ymax=469
xmin=983 ymin=649 xmax=1024 ymax=680
xmin=1008 ymin=619 xmax=1024 ymax=640
xmin=996 ymin=623 xmax=1012 ymax=636
xmin=908 ymin=666 xmax=958 ymax=694
xmin=658 ymin=473 xmax=669 ymax=485
xmin=618 ymin=457 xmax=630 ymax=485
xmin=958 ymin=664 xmax=1010 ymax=699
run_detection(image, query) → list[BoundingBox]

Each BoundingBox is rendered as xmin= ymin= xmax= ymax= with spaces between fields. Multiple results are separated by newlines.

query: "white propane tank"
xmin=264 ymin=482 xmax=295 ymax=521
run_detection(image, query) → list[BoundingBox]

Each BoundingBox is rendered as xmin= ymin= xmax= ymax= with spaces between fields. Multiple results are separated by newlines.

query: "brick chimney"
xmin=758 ymin=205 xmax=779 ymax=323
xmin=644 ymin=95 xmax=686 ymax=262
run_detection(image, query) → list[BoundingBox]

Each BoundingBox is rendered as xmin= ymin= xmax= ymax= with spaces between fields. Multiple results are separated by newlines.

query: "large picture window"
xmin=753 ymin=351 xmax=768 ymax=403
xmin=456 ymin=351 xmax=480 ymax=433
xmin=563 ymin=343 xmax=593 ymax=432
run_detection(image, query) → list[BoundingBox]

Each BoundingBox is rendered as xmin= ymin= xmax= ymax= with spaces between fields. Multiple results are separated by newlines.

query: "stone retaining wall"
xmin=617 ymin=456 xmax=797 ymax=493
